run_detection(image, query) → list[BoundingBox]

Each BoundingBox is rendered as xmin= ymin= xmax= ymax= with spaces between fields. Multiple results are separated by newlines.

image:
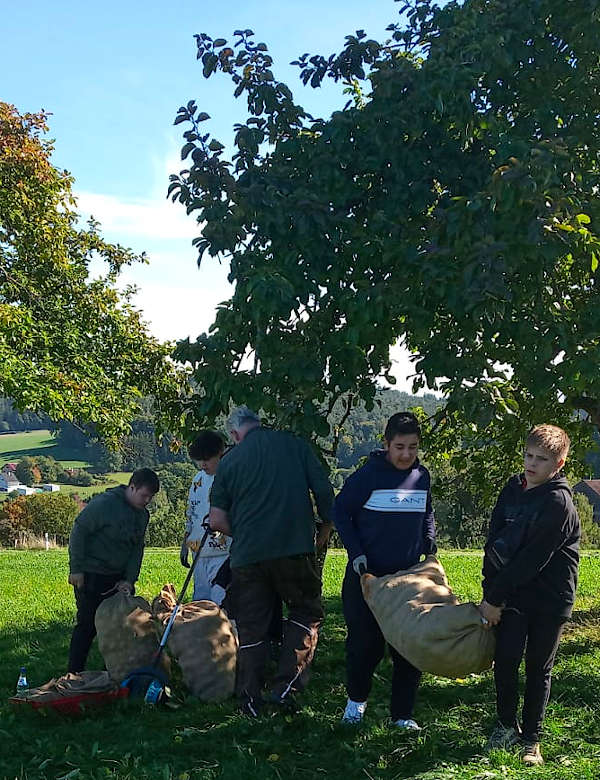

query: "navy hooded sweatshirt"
xmin=334 ymin=451 xmax=436 ymax=576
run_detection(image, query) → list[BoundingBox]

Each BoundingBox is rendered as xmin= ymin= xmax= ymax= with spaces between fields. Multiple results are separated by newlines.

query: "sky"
xmin=2 ymin=0 xmax=420 ymax=390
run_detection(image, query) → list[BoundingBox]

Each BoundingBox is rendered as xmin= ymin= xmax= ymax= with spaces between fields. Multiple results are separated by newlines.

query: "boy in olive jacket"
xmin=67 ymin=468 xmax=160 ymax=672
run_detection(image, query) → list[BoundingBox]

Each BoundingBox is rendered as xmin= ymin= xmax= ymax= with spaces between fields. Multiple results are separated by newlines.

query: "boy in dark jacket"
xmin=480 ymin=424 xmax=580 ymax=766
xmin=334 ymin=412 xmax=436 ymax=729
xmin=67 ymin=468 xmax=160 ymax=672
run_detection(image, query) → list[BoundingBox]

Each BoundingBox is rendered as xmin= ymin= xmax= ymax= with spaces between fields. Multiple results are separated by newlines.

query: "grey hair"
xmin=226 ymin=405 xmax=260 ymax=434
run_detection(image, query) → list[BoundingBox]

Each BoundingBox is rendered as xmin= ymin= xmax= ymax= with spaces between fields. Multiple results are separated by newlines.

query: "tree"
xmin=35 ymin=455 xmax=61 ymax=483
xmin=0 ymin=492 xmax=80 ymax=546
xmin=574 ymin=492 xmax=600 ymax=549
xmin=15 ymin=456 xmax=42 ymax=486
xmin=170 ymin=0 xmax=600 ymax=490
xmin=0 ymin=103 xmax=182 ymax=441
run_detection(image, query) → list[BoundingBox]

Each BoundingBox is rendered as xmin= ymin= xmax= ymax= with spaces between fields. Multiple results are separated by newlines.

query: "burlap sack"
xmin=361 ymin=557 xmax=495 ymax=678
xmin=95 ymin=592 xmax=161 ymax=683
xmin=153 ymin=584 xmax=237 ymax=701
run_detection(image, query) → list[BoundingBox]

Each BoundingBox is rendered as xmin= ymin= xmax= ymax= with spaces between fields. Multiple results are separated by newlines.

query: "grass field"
xmin=57 ymin=472 xmax=132 ymax=501
xmin=2 ymin=550 xmax=600 ymax=780
xmin=0 ymin=430 xmax=90 ymax=469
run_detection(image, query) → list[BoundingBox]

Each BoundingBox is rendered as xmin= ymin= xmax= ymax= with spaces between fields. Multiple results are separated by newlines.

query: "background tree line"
xmin=2 ymin=386 xmax=599 ymax=549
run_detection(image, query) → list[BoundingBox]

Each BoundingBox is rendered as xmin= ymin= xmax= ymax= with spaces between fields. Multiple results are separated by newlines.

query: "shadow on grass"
xmin=0 ymin=615 xmax=103 ymax=696
xmin=0 ymin=442 xmax=89 ymax=463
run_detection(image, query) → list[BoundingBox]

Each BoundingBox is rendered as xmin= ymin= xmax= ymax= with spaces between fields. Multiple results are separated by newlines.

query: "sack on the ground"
xmin=95 ymin=592 xmax=162 ymax=683
xmin=152 ymin=584 xmax=237 ymax=701
xmin=361 ymin=556 xmax=495 ymax=678
xmin=18 ymin=671 xmax=116 ymax=704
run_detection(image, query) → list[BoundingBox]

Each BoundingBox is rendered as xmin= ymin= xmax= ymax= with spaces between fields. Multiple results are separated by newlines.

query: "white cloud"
xmin=127 ymin=271 xmax=232 ymax=344
xmin=76 ymin=190 xmax=199 ymax=242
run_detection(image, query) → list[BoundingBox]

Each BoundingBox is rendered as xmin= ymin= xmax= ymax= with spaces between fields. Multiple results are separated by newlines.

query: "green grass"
xmin=2 ymin=550 xmax=600 ymax=779
xmin=0 ymin=430 xmax=91 ymax=469
xmin=58 ymin=472 xmax=131 ymax=500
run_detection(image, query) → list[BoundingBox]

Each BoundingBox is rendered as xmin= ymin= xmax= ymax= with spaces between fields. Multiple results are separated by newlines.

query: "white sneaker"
xmin=342 ymin=698 xmax=367 ymax=724
xmin=393 ymin=718 xmax=421 ymax=731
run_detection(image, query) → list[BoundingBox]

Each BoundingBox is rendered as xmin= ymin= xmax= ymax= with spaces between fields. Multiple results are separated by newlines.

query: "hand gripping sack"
xmin=152 ymin=584 xmax=237 ymax=701
xmin=95 ymin=592 xmax=162 ymax=683
xmin=361 ymin=557 xmax=495 ymax=678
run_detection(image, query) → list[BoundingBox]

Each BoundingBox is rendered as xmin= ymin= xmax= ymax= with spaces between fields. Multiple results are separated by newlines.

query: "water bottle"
xmin=16 ymin=667 xmax=29 ymax=698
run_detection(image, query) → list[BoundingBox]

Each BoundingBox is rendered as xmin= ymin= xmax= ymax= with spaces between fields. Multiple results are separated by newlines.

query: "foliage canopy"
xmin=0 ymin=103 xmax=181 ymax=441
xmin=172 ymin=0 xmax=600 ymax=488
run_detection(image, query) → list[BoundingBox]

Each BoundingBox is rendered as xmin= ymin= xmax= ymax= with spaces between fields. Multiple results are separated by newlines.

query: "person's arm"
xmin=184 ymin=481 xmax=195 ymax=534
xmin=485 ymin=493 xmax=573 ymax=606
xmin=68 ymin=501 xmax=102 ymax=578
xmin=303 ymin=442 xmax=334 ymax=524
xmin=486 ymin=483 xmax=512 ymax=543
xmin=209 ymin=506 xmax=232 ymax=536
xmin=315 ymin=521 xmax=333 ymax=552
xmin=422 ymin=482 xmax=437 ymax=555
xmin=481 ymin=483 xmax=511 ymax=593
xmin=180 ymin=480 xmax=197 ymax=566
xmin=209 ymin=465 xmax=232 ymax=536
xmin=124 ymin=514 xmax=148 ymax=585
xmin=334 ymin=469 xmax=374 ymax=566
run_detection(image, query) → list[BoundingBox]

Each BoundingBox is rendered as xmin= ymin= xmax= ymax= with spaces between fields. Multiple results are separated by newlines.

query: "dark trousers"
xmin=266 ymin=544 xmax=327 ymax=646
xmin=342 ymin=563 xmax=422 ymax=721
xmin=232 ymin=553 xmax=324 ymax=702
xmin=494 ymin=608 xmax=565 ymax=743
xmin=68 ymin=572 xmax=122 ymax=673
xmin=216 ymin=556 xmax=283 ymax=643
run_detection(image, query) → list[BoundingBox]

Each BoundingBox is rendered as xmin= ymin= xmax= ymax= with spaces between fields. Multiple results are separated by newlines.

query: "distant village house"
xmin=0 ymin=471 xmax=22 ymax=492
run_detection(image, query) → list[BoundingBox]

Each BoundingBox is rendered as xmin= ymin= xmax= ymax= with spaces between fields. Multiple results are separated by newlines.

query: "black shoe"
xmin=239 ymin=696 xmax=264 ymax=718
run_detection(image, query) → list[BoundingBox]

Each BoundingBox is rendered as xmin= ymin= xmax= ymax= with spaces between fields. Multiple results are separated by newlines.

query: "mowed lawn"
xmin=0 ymin=430 xmax=91 ymax=469
xmin=2 ymin=550 xmax=600 ymax=780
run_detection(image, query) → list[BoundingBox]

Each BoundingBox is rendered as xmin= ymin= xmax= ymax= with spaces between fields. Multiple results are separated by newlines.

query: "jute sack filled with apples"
xmin=361 ymin=556 xmax=495 ymax=679
xmin=95 ymin=592 xmax=163 ymax=683
xmin=152 ymin=584 xmax=237 ymax=701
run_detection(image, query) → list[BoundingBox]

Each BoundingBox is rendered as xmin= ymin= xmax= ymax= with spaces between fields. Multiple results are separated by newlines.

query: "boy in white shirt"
xmin=180 ymin=430 xmax=230 ymax=603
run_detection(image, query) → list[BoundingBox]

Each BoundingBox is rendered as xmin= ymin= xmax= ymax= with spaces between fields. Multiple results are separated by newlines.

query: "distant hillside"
xmin=0 ymin=430 xmax=90 ymax=469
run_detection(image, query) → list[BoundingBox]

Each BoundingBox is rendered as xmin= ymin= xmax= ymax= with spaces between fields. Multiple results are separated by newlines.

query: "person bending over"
xmin=67 ymin=468 xmax=160 ymax=672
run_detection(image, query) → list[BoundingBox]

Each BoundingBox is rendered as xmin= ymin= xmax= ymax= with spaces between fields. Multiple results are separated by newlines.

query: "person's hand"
xmin=68 ymin=572 xmax=84 ymax=589
xmin=352 ymin=555 xmax=368 ymax=576
xmin=423 ymin=540 xmax=438 ymax=557
xmin=479 ymin=599 xmax=502 ymax=628
xmin=116 ymin=580 xmax=133 ymax=595
xmin=316 ymin=524 xmax=332 ymax=552
xmin=180 ymin=540 xmax=190 ymax=567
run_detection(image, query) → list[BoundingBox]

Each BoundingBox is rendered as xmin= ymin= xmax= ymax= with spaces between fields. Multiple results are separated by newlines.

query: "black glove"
xmin=423 ymin=540 xmax=438 ymax=557
xmin=180 ymin=540 xmax=190 ymax=568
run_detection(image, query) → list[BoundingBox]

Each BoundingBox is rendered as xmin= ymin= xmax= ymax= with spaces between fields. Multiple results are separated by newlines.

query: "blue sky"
xmin=2 ymin=0 xmax=416 ymax=388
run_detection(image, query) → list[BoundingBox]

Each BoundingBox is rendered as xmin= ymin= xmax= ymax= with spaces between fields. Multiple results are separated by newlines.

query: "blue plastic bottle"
xmin=16 ymin=667 xmax=29 ymax=698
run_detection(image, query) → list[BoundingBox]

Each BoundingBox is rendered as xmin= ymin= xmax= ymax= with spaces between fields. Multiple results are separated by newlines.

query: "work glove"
xmin=423 ymin=539 xmax=438 ymax=557
xmin=180 ymin=540 xmax=190 ymax=568
xmin=352 ymin=554 xmax=368 ymax=576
